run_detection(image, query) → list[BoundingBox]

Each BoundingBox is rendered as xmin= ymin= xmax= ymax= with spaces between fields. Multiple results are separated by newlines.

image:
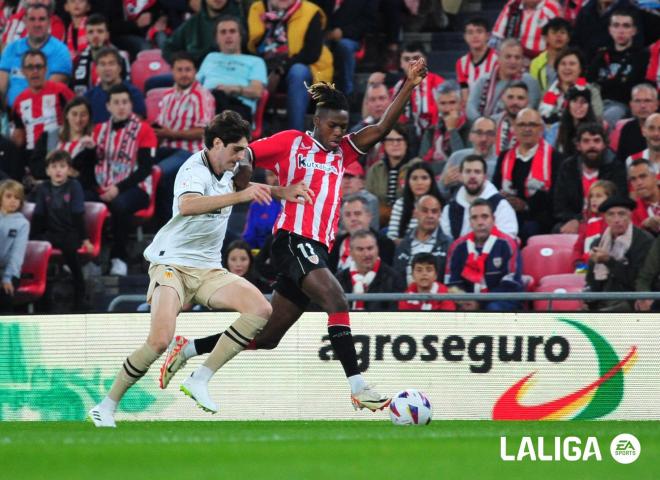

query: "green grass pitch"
xmin=0 ymin=421 xmax=657 ymax=479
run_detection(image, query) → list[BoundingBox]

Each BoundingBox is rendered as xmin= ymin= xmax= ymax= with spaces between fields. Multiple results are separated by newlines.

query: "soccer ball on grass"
xmin=388 ymin=389 xmax=432 ymax=425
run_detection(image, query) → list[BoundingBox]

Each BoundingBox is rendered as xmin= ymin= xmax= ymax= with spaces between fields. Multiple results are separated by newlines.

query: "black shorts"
xmin=271 ymin=230 xmax=330 ymax=308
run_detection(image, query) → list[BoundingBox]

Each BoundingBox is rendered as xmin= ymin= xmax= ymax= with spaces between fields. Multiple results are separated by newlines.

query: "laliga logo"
xmin=500 ymin=433 xmax=641 ymax=463
xmin=492 ymin=318 xmax=637 ymax=420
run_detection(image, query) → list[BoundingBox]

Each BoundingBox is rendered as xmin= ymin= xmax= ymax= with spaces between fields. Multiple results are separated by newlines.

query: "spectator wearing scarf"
xmin=419 ymin=82 xmax=469 ymax=164
xmin=91 ymin=84 xmax=156 ymax=272
xmin=335 ymin=229 xmax=406 ymax=311
xmin=493 ymin=108 xmax=563 ymax=240
xmin=539 ymin=48 xmax=603 ymax=124
xmin=586 ymin=195 xmax=654 ymax=311
xmin=446 ymin=198 xmax=522 ymax=311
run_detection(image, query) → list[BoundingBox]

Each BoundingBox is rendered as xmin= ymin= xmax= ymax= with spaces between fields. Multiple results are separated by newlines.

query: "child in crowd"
xmin=31 ymin=150 xmax=92 ymax=310
xmin=242 ymin=170 xmax=281 ymax=250
xmin=572 ymin=180 xmax=617 ymax=272
xmin=399 ymin=253 xmax=455 ymax=311
xmin=0 ymin=179 xmax=29 ymax=313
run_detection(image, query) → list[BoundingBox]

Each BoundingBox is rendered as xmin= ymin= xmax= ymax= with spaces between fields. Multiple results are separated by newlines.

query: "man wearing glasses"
xmin=11 ymin=49 xmax=74 ymax=155
xmin=493 ymin=108 xmax=562 ymax=241
xmin=0 ymin=3 xmax=71 ymax=110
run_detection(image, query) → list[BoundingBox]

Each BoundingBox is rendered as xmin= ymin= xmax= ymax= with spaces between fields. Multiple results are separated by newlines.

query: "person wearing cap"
xmin=585 ymin=195 xmax=654 ymax=311
xmin=554 ymin=123 xmax=627 ymax=234
xmin=340 ymin=161 xmax=379 ymax=231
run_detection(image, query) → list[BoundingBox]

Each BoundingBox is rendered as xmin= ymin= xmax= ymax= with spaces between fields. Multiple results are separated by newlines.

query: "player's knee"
xmin=250 ymin=299 xmax=272 ymax=322
xmin=147 ymin=335 xmax=172 ymax=354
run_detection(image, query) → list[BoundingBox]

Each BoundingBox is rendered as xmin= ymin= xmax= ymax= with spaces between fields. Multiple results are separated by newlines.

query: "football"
xmin=389 ymin=389 xmax=432 ymax=426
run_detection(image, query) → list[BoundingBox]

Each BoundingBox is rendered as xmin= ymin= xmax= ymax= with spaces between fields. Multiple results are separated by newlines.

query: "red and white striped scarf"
xmin=400 ymin=282 xmax=450 ymax=310
xmin=124 ymin=0 xmax=156 ymax=21
xmin=501 ymin=139 xmax=553 ymax=198
xmin=66 ymin=16 xmax=88 ymax=57
xmin=539 ymin=77 xmax=587 ymax=123
xmin=495 ymin=115 xmax=515 ymax=156
xmin=57 ymin=139 xmax=84 ymax=159
xmin=393 ymin=74 xmax=441 ymax=137
xmin=95 ymin=114 xmax=142 ymax=190
xmin=349 ymin=258 xmax=381 ymax=310
xmin=582 ymin=216 xmax=605 ymax=262
xmin=337 ymin=237 xmax=354 ymax=271
xmin=461 ymin=227 xmax=505 ymax=292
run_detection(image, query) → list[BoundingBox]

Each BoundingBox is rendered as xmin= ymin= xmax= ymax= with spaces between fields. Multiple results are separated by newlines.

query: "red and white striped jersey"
xmin=13 ymin=81 xmax=74 ymax=150
xmin=492 ymin=0 xmax=561 ymax=58
xmin=156 ymin=81 xmax=215 ymax=153
xmin=248 ymin=130 xmax=364 ymax=249
xmin=456 ymin=48 xmax=499 ymax=89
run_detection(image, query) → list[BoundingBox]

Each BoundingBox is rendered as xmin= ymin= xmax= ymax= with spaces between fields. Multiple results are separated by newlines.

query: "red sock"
xmin=246 ymin=339 xmax=257 ymax=350
xmin=328 ymin=312 xmax=350 ymax=327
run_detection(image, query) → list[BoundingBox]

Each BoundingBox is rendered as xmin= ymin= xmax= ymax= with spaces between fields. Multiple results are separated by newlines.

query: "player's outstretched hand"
xmin=284 ymin=181 xmax=314 ymax=205
xmin=242 ymin=183 xmax=272 ymax=205
xmin=407 ymin=58 xmax=428 ymax=86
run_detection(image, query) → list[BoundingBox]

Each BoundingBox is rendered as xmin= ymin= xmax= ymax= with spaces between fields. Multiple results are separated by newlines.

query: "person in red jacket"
xmin=399 ymin=252 xmax=455 ymax=311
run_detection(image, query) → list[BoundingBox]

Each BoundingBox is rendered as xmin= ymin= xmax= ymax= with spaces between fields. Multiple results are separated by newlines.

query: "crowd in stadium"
xmin=0 ymin=0 xmax=659 ymax=314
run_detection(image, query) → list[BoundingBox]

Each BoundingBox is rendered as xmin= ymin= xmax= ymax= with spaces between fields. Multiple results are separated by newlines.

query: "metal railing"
xmin=107 ymin=291 xmax=660 ymax=312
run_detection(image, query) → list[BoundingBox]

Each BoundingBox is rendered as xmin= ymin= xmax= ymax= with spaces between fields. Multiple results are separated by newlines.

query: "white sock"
xmin=182 ymin=341 xmax=197 ymax=360
xmin=348 ymin=374 xmax=367 ymax=395
xmin=192 ymin=365 xmax=214 ymax=383
xmin=99 ymin=396 xmax=118 ymax=413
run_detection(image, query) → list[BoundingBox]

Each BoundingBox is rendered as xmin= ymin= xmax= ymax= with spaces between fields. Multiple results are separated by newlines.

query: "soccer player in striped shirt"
xmin=159 ymin=58 xmax=429 ymax=412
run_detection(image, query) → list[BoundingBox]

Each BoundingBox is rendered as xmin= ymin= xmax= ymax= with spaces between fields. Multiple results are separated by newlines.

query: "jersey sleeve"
xmin=341 ymin=133 xmax=366 ymax=167
xmin=174 ymin=160 xmax=210 ymax=198
xmin=248 ymin=130 xmax=301 ymax=171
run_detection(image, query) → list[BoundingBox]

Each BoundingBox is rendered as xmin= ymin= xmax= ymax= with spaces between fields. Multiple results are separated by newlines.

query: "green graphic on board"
xmin=0 ymin=323 xmax=165 ymax=420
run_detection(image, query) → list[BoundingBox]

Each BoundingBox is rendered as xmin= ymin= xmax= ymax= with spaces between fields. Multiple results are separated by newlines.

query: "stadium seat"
xmin=13 ymin=240 xmax=52 ymax=312
xmin=252 ymin=89 xmax=269 ymax=140
xmin=50 ymin=202 xmax=109 ymax=260
xmin=609 ymin=118 xmax=632 ymax=153
xmin=21 ymin=201 xmax=35 ymax=222
xmin=146 ymin=87 xmax=169 ymax=124
xmin=537 ymin=273 xmax=586 ymax=289
xmin=134 ymin=165 xmax=162 ymax=241
xmin=131 ymin=52 xmax=171 ymax=92
xmin=527 ymin=233 xmax=578 ymax=249
xmin=533 ymin=284 xmax=584 ymax=311
xmin=521 ymin=244 xmax=575 ymax=284
xmin=136 ymin=49 xmax=164 ymax=62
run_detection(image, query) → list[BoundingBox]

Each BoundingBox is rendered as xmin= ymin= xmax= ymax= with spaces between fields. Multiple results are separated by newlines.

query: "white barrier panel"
xmin=0 ymin=312 xmax=658 ymax=421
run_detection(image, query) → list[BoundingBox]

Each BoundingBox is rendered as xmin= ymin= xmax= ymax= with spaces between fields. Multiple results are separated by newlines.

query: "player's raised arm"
xmin=351 ymin=58 xmax=428 ymax=152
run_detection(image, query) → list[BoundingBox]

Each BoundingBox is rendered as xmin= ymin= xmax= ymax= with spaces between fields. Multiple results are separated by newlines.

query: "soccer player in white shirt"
xmin=88 ymin=111 xmax=311 ymax=427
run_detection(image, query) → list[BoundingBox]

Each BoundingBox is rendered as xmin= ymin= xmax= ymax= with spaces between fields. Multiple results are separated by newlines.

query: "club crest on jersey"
xmin=492 ymin=257 xmax=502 ymax=268
xmin=297 ymin=153 xmax=338 ymax=174
xmin=308 ymin=254 xmax=320 ymax=265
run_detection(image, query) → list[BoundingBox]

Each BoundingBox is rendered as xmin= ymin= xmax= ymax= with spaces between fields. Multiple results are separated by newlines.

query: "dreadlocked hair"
xmin=306 ymin=81 xmax=349 ymax=112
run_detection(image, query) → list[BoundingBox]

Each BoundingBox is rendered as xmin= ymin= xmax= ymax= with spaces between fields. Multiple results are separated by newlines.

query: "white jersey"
xmin=144 ymin=150 xmax=235 ymax=269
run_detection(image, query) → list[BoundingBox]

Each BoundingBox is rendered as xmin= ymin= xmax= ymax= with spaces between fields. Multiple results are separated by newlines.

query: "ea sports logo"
xmin=610 ymin=434 xmax=641 ymax=464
